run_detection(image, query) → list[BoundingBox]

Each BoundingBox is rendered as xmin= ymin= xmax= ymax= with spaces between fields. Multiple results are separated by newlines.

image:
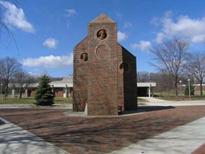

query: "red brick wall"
xmin=117 ymin=44 xmax=125 ymax=111
xmin=121 ymin=46 xmax=137 ymax=110
xmin=116 ymin=45 xmax=137 ymax=111
xmin=87 ymin=22 xmax=118 ymax=115
xmin=73 ymin=37 xmax=89 ymax=111
xmin=73 ymin=15 xmax=137 ymax=115
xmin=30 ymin=88 xmax=36 ymax=97
xmin=53 ymin=88 xmax=64 ymax=97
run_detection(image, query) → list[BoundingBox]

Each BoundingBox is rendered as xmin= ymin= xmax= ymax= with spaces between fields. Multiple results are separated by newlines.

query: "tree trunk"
xmin=175 ymin=76 xmax=178 ymax=96
xmin=19 ymin=87 xmax=23 ymax=99
xmin=200 ymin=80 xmax=203 ymax=96
xmin=4 ymin=82 xmax=9 ymax=98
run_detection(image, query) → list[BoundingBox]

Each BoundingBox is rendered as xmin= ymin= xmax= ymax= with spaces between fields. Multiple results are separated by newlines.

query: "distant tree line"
xmin=0 ymin=57 xmax=55 ymax=106
xmin=0 ymin=56 xmax=68 ymax=99
xmin=138 ymin=38 xmax=205 ymax=96
xmin=0 ymin=57 xmax=36 ymax=98
xmin=1 ymin=39 xmax=204 ymax=99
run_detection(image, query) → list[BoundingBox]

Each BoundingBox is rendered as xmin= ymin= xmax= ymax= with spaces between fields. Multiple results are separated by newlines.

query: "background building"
xmin=9 ymin=77 xmax=156 ymax=99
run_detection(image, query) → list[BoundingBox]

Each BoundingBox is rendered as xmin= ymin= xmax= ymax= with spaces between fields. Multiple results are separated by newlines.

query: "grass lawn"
xmin=137 ymin=97 xmax=148 ymax=105
xmin=0 ymin=97 xmax=72 ymax=104
xmin=154 ymin=90 xmax=205 ymax=101
xmin=138 ymin=98 xmax=148 ymax=102
xmin=0 ymin=97 xmax=145 ymax=105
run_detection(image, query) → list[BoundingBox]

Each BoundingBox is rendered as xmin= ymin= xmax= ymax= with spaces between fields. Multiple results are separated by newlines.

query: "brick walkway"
xmin=193 ymin=143 xmax=205 ymax=154
xmin=0 ymin=106 xmax=205 ymax=154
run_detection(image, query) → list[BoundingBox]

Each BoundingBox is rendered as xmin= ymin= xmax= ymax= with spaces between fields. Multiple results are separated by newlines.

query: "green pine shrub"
xmin=35 ymin=75 xmax=54 ymax=106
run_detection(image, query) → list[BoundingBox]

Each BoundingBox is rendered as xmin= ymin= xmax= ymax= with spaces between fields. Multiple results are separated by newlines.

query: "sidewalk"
xmin=110 ymin=116 xmax=205 ymax=154
xmin=0 ymin=118 xmax=68 ymax=154
xmin=140 ymin=97 xmax=205 ymax=106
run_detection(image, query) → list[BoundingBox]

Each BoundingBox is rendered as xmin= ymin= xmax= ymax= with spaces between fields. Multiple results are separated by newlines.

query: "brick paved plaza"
xmin=0 ymin=106 xmax=205 ymax=154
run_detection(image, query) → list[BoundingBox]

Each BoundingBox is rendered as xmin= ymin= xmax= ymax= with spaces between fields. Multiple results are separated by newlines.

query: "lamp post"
xmin=0 ymin=83 xmax=2 ymax=103
xmin=179 ymin=80 xmax=182 ymax=96
xmin=187 ymin=79 xmax=191 ymax=99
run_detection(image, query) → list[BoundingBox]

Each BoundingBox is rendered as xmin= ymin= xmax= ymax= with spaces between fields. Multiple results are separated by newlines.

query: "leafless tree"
xmin=151 ymin=72 xmax=175 ymax=93
xmin=185 ymin=53 xmax=205 ymax=96
xmin=137 ymin=72 xmax=151 ymax=82
xmin=151 ymin=38 xmax=189 ymax=96
xmin=0 ymin=57 xmax=21 ymax=97
xmin=138 ymin=71 xmax=176 ymax=95
xmin=13 ymin=71 xmax=35 ymax=98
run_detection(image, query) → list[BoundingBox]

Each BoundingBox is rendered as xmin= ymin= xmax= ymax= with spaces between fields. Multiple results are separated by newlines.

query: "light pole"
xmin=0 ymin=83 xmax=2 ymax=103
xmin=187 ymin=79 xmax=191 ymax=99
xmin=179 ymin=80 xmax=182 ymax=96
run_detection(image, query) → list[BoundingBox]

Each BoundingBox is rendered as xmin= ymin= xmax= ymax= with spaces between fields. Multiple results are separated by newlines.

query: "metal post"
xmin=148 ymin=84 xmax=151 ymax=98
xmin=64 ymin=84 xmax=68 ymax=98
xmin=188 ymin=79 xmax=191 ymax=99
xmin=0 ymin=83 xmax=3 ymax=103
xmin=179 ymin=80 xmax=182 ymax=96
xmin=25 ymin=89 xmax=28 ymax=98
xmin=11 ymin=89 xmax=15 ymax=98
xmin=52 ymin=85 xmax=55 ymax=96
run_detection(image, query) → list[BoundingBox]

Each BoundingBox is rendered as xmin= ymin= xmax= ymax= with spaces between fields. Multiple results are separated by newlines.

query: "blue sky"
xmin=1 ymin=0 xmax=205 ymax=77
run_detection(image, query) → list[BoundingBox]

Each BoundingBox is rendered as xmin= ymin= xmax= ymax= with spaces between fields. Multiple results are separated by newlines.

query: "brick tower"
xmin=73 ymin=14 xmax=137 ymax=115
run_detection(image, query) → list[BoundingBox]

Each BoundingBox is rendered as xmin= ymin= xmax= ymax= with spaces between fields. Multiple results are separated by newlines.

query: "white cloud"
xmin=156 ymin=32 xmax=166 ymax=44
xmin=43 ymin=38 xmax=58 ymax=49
xmin=123 ymin=22 xmax=132 ymax=28
xmin=150 ymin=17 xmax=160 ymax=26
xmin=117 ymin=31 xmax=128 ymax=42
xmin=65 ymin=9 xmax=76 ymax=17
xmin=0 ymin=1 xmax=34 ymax=32
xmin=22 ymin=54 xmax=73 ymax=68
xmin=192 ymin=34 xmax=205 ymax=43
xmin=131 ymin=41 xmax=152 ymax=51
xmin=155 ymin=11 xmax=205 ymax=43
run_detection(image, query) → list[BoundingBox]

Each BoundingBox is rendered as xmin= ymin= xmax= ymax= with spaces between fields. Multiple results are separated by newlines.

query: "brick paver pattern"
xmin=0 ymin=106 xmax=205 ymax=154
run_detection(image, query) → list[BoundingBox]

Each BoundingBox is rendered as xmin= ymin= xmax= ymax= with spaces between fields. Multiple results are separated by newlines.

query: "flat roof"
xmin=137 ymin=82 xmax=157 ymax=87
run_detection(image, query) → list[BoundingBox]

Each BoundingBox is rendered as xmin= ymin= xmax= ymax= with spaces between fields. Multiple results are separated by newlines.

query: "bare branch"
xmin=150 ymin=38 xmax=190 ymax=96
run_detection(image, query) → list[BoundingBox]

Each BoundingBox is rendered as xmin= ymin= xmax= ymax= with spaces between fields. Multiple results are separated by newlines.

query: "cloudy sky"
xmin=0 ymin=0 xmax=205 ymax=77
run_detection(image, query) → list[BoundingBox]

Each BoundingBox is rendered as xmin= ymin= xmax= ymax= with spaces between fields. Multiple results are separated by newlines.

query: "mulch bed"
xmin=0 ymin=106 xmax=205 ymax=154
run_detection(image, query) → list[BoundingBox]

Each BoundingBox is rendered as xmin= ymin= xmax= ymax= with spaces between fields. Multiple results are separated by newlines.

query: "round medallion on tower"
xmin=96 ymin=29 xmax=107 ymax=40
xmin=119 ymin=62 xmax=129 ymax=73
xmin=80 ymin=52 xmax=88 ymax=62
xmin=96 ymin=45 xmax=110 ymax=60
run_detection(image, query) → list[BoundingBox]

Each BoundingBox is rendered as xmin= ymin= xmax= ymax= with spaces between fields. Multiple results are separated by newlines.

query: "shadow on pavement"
xmin=0 ymin=120 xmax=67 ymax=154
xmin=0 ymin=119 xmax=5 ymax=125
xmin=123 ymin=106 xmax=175 ymax=115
